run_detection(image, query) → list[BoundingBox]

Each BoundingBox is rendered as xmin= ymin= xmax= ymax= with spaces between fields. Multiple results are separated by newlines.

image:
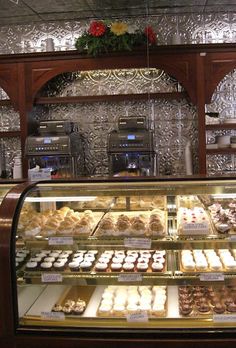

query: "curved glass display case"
xmin=3 ymin=177 xmax=236 ymax=345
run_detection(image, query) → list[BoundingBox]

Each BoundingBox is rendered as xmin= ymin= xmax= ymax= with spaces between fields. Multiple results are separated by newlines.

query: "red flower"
xmin=88 ymin=21 xmax=106 ymax=37
xmin=144 ymin=26 xmax=157 ymax=45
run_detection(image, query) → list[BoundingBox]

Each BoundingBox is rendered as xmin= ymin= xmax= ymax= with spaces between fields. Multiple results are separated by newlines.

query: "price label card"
xmin=48 ymin=236 xmax=74 ymax=246
xmin=229 ymin=235 xmax=236 ymax=241
xmin=41 ymin=273 xmax=63 ymax=283
xmin=124 ymin=238 xmax=151 ymax=249
xmin=41 ymin=311 xmax=65 ymax=321
xmin=213 ymin=314 xmax=236 ymax=323
xmin=182 ymin=222 xmax=208 ymax=235
xmin=200 ymin=273 xmax=224 ymax=282
xmin=118 ymin=273 xmax=142 ymax=282
xmin=126 ymin=310 xmax=149 ymax=323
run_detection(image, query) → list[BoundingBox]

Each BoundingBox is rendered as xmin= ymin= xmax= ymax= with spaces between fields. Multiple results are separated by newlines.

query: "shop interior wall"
xmin=0 ymin=13 xmax=235 ymax=176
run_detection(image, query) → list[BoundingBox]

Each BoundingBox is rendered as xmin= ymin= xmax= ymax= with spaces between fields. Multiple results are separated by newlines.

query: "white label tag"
xmin=41 ymin=311 xmax=65 ymax=321
xmin=118 ymin=273 xmax=142 ymax=282
xmin=124 ymin=238 xmax=151 ymax=249
xmin=48 ymin=236 xmax=74 ymax=245
xmin=126 ymin=310 xmax=149 ymax=322
xmin=41 ymin=273 xmax=63 ymax=283
xmin=229 ymin=235 xmax=236 ymax=241
xmin=213 ymin=314 xmax=236 ymax=323
xmin=200 ymin=273 xmax=224 ymax=281
xmin=182 ymin=222 xmax=208 ymax=234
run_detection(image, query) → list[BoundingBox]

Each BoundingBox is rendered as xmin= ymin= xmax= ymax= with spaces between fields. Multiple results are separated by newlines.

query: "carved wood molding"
xmin=205 ymin=52 xmax=236 ymax=103
xmin=0 ymin=64 xmax=19 ymax=110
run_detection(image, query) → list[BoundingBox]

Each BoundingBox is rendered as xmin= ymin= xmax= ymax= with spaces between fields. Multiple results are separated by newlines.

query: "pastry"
xmin=122 ymin=263 xmax=135 ymax=272
xmin=25 ymin=261 xmax=38 ymax=271
xmin=40 ymin=262 xmax=53 ymax=270
xmin=151 ymin=262 xmax=164 ymax=272
xmin=110 ymin=263 xmax=122 ymax=272
xmin=53 ymin=261 xmax=66 ymax=271
xmin=80 ymin=261 xmax=93 ymax=271
xmin=95 ymin=262 xmax=108 ymax=272
xmin=69 ymin=261 xmax=80 ymax=271
xmin=136 ymin=263 xmax=148 ymax=272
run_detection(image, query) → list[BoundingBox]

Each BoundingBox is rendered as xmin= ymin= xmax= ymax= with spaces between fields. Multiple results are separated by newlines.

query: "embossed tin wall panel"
xmin=206 ymin=69 xmax=236 ymax=175
xmin=0 ymin=13 xmax=236 ymax=176
xmin=0 ymin=13 xmax=236 ymax=54
xmin=37 ymin=68 xmax=197 ymax=176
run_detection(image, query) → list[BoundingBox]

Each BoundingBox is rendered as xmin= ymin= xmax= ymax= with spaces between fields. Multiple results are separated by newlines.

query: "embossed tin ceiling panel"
xmin=0 ymin=0 xmax=236 ymax=26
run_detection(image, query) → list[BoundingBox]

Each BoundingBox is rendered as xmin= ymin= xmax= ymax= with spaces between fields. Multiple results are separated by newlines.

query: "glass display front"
xmin=14 ymin=178 xmax=236 ymax=331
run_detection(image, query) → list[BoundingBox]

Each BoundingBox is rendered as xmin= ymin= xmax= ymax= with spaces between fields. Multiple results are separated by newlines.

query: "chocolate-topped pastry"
xmin=179 ymin=293 xmax=191 ymax=300
xmin=213 ymin=303 xmax=226 ymax=314
xmin=193 ymin=291 xmax=203 ymax=299
xmin=52 ymin=304 xmax=63 ymax=312
xmin=180 ymin=298 xmax=193 ymax=306
xmin=208 ymin=290 xmax=217 ymax=299
xmin=179 ymin=286 xmax=192 ymax=295
xmin=194 ymin=286 xmax=205 ymax=293
xmin=227 ymin=303 xmax=236 ymax=312
xmin=223 ymin=296 xmax=234 ymax=306
xmin=210 ymin=296 xmax=221 ymax=306
xmin=196 ymin=297 xmax=208 ymax=306
xmin=198 ymin=302 xmax=210 ymax=313
xmin=180 ymin=304 xmax=193 ymax=316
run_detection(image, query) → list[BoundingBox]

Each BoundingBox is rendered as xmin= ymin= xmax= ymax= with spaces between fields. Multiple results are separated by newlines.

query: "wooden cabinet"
xmin=0 ymin=44 xmax=236 ymax=176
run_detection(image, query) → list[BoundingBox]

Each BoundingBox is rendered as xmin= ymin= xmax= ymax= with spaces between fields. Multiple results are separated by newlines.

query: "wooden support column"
xmin=196 ymin=52 xmax=207 ymax=174
xmin=17 ymin=63 xmax=28 ymax=178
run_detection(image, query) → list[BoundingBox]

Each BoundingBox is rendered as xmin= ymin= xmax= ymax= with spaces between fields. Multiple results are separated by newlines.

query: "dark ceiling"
xmin=0 ymin=0 xmax=236 ymax=26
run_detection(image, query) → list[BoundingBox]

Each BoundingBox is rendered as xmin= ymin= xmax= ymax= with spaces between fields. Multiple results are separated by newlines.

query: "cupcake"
xmin=110 ymin=263 xmax=122 ymax=272
xmin=68 ymin=261 xmax=80 ymax=271
xmin=53 ymin=260 xmax=66 ymax=271
xmin=40 ymin=262 xmax=53 ymax=271
xmin=122 ymin=262 xmax=135 ymax=272
xmin=151 ymin=262 xmax=164 ymax=272
xmin=136 ymin=262 xmax=148 ymax=272
xmin=80 ymin=261 xmax=93 ymax=271
xmin=25 ymin=261 xmax=38 ymax=271
xmin=95 ymin=262 xmax=108 ymax=272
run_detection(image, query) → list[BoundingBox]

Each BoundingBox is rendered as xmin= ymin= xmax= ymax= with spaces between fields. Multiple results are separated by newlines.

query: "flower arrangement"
xmin=75 ymin=20 xmax=157 ymax=56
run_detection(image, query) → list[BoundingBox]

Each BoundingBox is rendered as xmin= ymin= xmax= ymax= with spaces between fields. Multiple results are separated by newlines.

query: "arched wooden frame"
xmin=25 ymin=50 xmax=198 ymax=110
xmin=0 ymin=63 xmax=19 ymax=110
xmin=205 ymin=51 xmax=236 ymax=104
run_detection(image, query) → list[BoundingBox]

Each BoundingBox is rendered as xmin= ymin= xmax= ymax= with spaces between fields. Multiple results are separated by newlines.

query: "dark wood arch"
xmin=23 ymin=48 xmax=198 ymax=110
xmin=205 ymin=51 xmax=236 ymax=103
xmin=0 ymin=63 xmax=19 ymax=110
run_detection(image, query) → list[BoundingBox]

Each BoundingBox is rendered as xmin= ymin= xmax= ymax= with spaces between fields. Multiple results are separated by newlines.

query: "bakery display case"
xmin=2 ymin=177 xmax=236 ymax=347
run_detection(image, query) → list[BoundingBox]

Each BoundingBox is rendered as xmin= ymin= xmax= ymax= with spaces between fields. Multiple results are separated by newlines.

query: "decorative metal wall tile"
xmin=0 ymin=106 xmax=20 ymax=131
xmin=0 ymin=13 xmax=236 ymax=54
xmin=37 ymin=68 xmax=197 ymax=176
xmin=0 ymin=87 xmax=9 ymax=100
xmin=206 ymin=69 xmax=236 ymax=175
xmin=0 ymin=137 xmax=21 ymax=176
xmin=1 ymin=14 xmax=235 ymax=176
xmin=207 ymin=154 xmax=235 ymax=175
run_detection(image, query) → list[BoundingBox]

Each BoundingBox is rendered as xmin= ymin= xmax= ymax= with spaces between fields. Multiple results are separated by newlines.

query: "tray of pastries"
xmin=19 ymin=206 xmax=104 ymax=238
xmin=179 ymin=248 xmax=236 ymax=273
xmin=69 ymin=196 xmax=114 ymax=210
xmin=24 ymin=249 xmax=167 ymax=274
xmin=93 ymin=249 xmax=167 ymax=274
xmin=207 ymin=202 xmax=236 ymax=235
xmin=94 ymin=209 xmax=167 ymax=237
xmin=113 ymin=196 xmax=167 ymax=211
xmin=25 ymin=249 xmax=99 ymax=273
xmin=51 ymin=286 xmax=95 ymax=315
xmin=97 ymin=285 xmax=167 ymax=317
xmin=179 ymin=285 xmax=236 ymax=317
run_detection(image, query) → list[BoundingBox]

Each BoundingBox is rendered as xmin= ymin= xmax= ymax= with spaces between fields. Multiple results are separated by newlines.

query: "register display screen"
xmin=127 ymin=135 xmax=136 ymax=140
xmin=44 ymin=138 xmax=52 ymax=144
